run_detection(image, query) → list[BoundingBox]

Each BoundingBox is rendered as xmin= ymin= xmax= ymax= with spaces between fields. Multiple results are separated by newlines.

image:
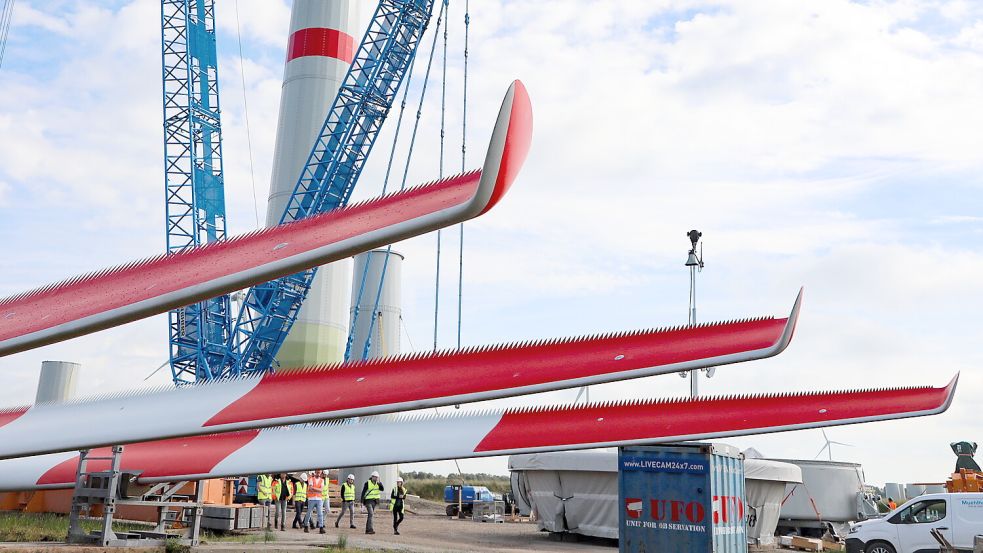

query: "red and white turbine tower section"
xmin=268 ymin=0 xmax=363 ymax=371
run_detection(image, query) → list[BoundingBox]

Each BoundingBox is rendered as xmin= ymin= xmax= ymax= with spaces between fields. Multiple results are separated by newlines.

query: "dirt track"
xmin=203 ymin=512 xmax=617 ymax=553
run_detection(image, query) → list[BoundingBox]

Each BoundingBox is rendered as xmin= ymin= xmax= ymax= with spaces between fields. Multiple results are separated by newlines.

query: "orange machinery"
xmin=946 ymin=469 xmax=983 ymax=492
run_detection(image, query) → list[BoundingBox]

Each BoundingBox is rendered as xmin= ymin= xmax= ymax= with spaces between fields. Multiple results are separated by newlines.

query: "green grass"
xmin=0 ymin=511 xmax=153 ymax=542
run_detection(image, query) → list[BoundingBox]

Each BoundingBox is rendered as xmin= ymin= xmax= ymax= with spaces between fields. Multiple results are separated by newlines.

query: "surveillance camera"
xmin=687 ymin=230 xmax=702 ymax=248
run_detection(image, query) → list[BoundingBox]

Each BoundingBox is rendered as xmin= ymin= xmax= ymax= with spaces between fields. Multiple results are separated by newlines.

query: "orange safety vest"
xmin=308 ymin=476 xmax=324 ymax=498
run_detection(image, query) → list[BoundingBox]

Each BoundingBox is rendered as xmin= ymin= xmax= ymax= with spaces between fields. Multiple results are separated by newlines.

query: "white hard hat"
xmin=300 ymin=472 xmax=308 ymax=482
xmin=347 ymin=474 xmax=355 ymax=480
xmin=371 ymin=471 xmax=380 ymax=478
xmin=396 ymin=477 xmax=404 ymax=483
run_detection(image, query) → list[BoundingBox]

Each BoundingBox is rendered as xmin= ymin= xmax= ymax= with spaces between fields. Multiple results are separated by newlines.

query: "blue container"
xmin=619 ymin=443 xmax=747 ymax=553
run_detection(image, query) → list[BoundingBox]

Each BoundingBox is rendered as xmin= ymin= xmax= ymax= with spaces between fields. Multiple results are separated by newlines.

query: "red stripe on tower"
xmin=287 ymin=28 xmax=356 ymax=63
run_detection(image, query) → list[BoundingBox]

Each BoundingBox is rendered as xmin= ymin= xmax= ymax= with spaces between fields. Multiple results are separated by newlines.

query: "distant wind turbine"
xmin=815 ymin=429 xmax=853 ymax=460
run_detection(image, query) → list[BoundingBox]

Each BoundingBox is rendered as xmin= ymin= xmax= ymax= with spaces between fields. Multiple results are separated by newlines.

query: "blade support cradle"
xmin=0 ymin=377 xmax=956 ymax=491
xmin=0 ymin=292 xmax=799 ymax=459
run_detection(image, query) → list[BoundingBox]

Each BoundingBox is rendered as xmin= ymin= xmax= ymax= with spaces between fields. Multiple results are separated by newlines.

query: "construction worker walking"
xmin=361 ymin=471 xmax=385 ymax=534
xmin=305 ymin=470 xmax=326 ymax=534
xmin=336 ymin=474 xmax=357 ymax=529
xmin=292 ymin=473 xmax=308 ymax=529
xmin=256 ymin=473 xmax=274 ymax=529
xmin=271 ymin=474 xmax=294 ymax=531
xmin=389 ymin=476 xmax=407 ymax=535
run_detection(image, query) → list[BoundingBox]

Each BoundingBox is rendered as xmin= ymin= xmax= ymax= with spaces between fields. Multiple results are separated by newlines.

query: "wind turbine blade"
xmin=0 ymin=303 xmax=801 ymax=459
xmin=0 ymin=80 xmax=535 ymax=358
xmin=0 ymin=376 xmax=957 ymax=491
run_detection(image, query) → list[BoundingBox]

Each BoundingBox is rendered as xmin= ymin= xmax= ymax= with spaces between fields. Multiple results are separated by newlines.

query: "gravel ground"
xmin=0 ymin=502 xmax=819 ymax=553
xmin=191 ymin=507 xmax=616 ymax=553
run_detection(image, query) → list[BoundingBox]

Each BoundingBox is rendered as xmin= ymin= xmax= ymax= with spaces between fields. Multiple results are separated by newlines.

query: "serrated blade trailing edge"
xmin=0 ymin=80 xmax=533 ymax=358
xmin=0 ymin=290 xmax=800 ymax=459
xmin=0 ymin=375 xmax=956 ymax=491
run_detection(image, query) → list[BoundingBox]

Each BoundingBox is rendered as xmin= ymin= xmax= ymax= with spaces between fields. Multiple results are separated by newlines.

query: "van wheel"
xmin=446 ymin=505 xmax=459 ymax=517
xmin=865 ymin=542 xmax=896 ymax=553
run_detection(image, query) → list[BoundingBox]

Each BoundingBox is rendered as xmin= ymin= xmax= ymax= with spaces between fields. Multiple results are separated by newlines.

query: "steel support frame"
xmin=67 ymin=446 xmax=204 ymax=547
xmin=68 ymin=447 xmax=123 ymax=546
xmin=220 ymin=0 xmax=435 ymax=375
xmin=160 ymin=0 xmax=231 ymax=384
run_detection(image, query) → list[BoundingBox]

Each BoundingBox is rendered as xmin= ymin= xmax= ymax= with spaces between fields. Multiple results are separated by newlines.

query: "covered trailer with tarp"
xmin=509 ymin=449 xmax=619 ymax=539
xmin=773 ymin=459 xmax=880 ymax=538
xmin=743 ymin=457 xmax=802 ymax=546
xmin=510 ymin=446 xmax=800 ymax=546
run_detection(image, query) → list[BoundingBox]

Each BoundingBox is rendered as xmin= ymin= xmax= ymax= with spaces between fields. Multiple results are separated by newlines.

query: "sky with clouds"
xmin=1 ymin=0 xmax=982 ymax=487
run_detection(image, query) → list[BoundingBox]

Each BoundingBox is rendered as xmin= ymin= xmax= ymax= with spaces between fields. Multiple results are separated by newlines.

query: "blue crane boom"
xmin=217 ymin=0 xmax=436 ymax=375
xmin=160 ymin=0 xmax=231 ymax=383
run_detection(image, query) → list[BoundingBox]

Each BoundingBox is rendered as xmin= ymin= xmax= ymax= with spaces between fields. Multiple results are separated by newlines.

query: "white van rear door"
xmin=952 ymin=495 xmax=983 ymax=548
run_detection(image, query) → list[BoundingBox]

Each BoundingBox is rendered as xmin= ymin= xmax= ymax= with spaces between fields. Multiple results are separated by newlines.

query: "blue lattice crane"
xmin=160 ymin=0 xmax=231 ymax=383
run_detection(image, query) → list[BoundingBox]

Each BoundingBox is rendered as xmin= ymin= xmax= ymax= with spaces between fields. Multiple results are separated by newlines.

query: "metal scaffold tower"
xmin=160 ymin=0 xmax=231 ymax=383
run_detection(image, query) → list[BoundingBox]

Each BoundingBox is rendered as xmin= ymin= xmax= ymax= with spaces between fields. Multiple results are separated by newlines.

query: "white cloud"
xmin=214 ymin=0 xmax=290 ymax=49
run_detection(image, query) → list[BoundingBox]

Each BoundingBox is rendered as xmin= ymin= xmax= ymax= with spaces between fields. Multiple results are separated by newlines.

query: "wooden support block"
xmin=790 ymin=536 xmax=824 ymax=551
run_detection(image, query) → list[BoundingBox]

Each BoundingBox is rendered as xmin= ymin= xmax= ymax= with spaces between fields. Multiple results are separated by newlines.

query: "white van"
xmin=846 ymin=492 xmax=983 ymax=553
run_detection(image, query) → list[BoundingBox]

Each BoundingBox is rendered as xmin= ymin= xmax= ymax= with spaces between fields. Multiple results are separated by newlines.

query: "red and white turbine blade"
xmin=0 ymin=80 xmax=533 ymax=358
xmin=0 ymin=376 xmax=956 ymax=491
xmin=0 ymin=292 xmax=799 ymax=459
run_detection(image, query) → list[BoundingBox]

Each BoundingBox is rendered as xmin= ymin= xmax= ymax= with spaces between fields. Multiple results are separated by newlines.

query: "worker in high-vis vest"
xmin=304 ymin=470 xmax=326 ymax=534
xmin=292 ymin=473 xmax=308 ymax=530
xmin=335 ymin=473 xmax=357 ymax=529
xmin=271 ymin=474 xmax=294 ymax=531
xmin=361 ymin=471 xmax=385 ymax=534
xmin=256 ymin=474 xmax=274 ymax=529
xmin=389 ymin=476 xmax=407 ymax=535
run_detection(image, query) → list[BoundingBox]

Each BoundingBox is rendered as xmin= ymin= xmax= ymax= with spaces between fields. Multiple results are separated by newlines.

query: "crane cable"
xmin=347 ymin=0 xmax=448 ymax=361
xmin=0 ymin=0 xmax=15 ymax=72
xmin=433 ymin=0 xmax=450 ymax=352
xmin=234 ymin=0 xmax=261 ymax=228
xmin=456 ymin=0 xmax=469 ymax=349
xmin=344 ymin=52 xmax=419 ymax=361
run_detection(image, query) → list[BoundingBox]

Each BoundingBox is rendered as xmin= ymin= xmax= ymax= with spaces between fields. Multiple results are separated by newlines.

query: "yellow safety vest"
xmin=389 ymin=487 xmax=407 ymax=513
xmin=256 ymin=475 xmax=272 ymax=501
xmin=365 ymin=480 xmax=381 ymax=501
xmin=341 ymin=482 xmax=356 ymax=501
xmin=272 ymin=479 xmax=294 ymax=501
xmin=294 ymin=482 xmax=308 ymax=502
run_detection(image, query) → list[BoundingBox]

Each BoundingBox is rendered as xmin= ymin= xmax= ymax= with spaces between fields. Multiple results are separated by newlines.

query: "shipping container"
xmin=619 ymin=443 xmax=747 ymax=553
